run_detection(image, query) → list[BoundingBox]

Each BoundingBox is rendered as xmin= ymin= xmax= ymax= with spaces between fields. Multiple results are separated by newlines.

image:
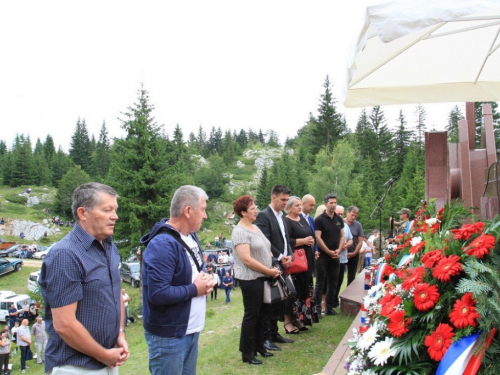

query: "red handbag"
xmin=285 ymin=248 xmax=308 ymax=275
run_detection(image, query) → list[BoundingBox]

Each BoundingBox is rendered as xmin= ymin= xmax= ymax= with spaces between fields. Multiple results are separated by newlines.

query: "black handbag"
xmin=26 ymin=345 xmax=33 ymax=360
xmin=263 ymin=274 xmax=297 ymax=304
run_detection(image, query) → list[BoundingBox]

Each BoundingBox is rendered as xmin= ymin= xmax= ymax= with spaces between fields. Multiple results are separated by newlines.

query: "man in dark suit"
xmin=255 ymin=185 xmax=294 ymax=351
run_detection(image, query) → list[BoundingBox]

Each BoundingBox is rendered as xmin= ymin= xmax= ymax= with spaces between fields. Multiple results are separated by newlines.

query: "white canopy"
xmin=343 ymin=0 xmax=500 ymax=107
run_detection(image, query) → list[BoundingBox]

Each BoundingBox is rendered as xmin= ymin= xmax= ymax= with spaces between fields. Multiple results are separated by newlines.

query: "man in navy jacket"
xmin=141 ymin=185 xmax=214 ymax=375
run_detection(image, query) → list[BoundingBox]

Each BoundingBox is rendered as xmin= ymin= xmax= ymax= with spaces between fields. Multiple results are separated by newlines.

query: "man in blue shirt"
xmin=39 ymin=182 xmax=129 ymax=374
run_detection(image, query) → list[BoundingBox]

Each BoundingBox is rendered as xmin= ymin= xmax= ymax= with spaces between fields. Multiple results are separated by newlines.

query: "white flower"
xmin=362 ymin=370 xmax=378 ymax=375
xmin=411 ymin=236 xmax=422 ymax=246
xmin=356 ymin=324 xmax=379 ymax=351
xmin=368 ymin=337 xmax=397 ymax=366
xmin=426 ymin=218 xmax=439 ymax=226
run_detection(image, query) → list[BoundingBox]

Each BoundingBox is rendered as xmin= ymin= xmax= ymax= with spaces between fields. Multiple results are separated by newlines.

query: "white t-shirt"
xmin=362 ymin=241 xmax=372 ymax=257
xmin=122 ymin=293 xmax=129 ymax=307
xmin=180 ymin=233 xmax=206 ymax=335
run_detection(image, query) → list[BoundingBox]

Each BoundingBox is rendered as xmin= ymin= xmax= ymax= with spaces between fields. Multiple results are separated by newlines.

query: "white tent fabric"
xmin=343 ymin=0 xmax=500 ymax=108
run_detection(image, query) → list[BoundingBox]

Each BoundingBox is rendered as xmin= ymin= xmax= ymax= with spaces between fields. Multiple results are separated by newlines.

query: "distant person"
xmin=0 ymin=217 xmax=5 ymax=225
xmin=0 ymin=327 xmax=11 ymax=375
xmin=8 ymin=304 xmax=19 ymax=330
xmin=25 ymin=187 xmax=31 ymax=195
xmin=19 ymin=231 xmax=25 ymax=239
xmin=122 ymin=289 xmax=131 ymax=327
xmin=222 ymin=271 xmax=234 ymax=303
xmin=210 ymin=269 xmax=220 ymax=301
xmin=345 ymin=206 xmax=365 ymax=285
xmin=17 ymin=319 xmax=31 ymax=374
xmin=32 ymin=315 xmax=48 ymax=365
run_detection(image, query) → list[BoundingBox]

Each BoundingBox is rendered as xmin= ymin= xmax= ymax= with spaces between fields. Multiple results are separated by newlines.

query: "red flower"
xmin=413 ymin=283 xmax=440 ymax=312
xmin=462 ymin=234 xmax=496 ymax=259
xmin=399 ymin=267 xmax=426 ymax=290
xmin=451 ymin=222 xmax=486 ymax=240
xmin=421 ymin=250 xmax=444 ymax=269
xmin=409 ymin=240 xmax=426 ymax=254
xmin=380 ymin=295 xmax=402 ymax=318
xmin=379 ymin=291 xmax=397 ymax=306
xmin=432 ymin=255 xmax=462 ymax=282
xmin=449 ymin=293 xmax=480 ymax=329
xmin=387 ymin=310 xmax=412 ymax=337
xmin=383 ymin=264 xmax=395 ymax=277
xmin=437 ymin=207 xmax=445 ymax=221
xmin=424 ymin=323 xmax=455 ymax=361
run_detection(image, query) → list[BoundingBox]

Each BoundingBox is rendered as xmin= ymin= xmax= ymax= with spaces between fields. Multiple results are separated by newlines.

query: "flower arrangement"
xmin=345 ymin=200 xmax=500 ymax=375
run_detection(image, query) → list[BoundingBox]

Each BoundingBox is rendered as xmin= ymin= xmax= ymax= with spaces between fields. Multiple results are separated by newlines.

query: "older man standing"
xmin=32 ymin=315 xmax=48 ymax=365
xmin=39 ymin=182 xmax=129 ymax=374
xmin=141 ymin=185 xmax=214 ymax=375
xmin=17 ymin=319 xmax=31 ymax=374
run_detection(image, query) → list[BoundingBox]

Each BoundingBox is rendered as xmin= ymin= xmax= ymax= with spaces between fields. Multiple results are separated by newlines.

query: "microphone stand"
xmin=369 ymin=178 xmax=397 ymax=259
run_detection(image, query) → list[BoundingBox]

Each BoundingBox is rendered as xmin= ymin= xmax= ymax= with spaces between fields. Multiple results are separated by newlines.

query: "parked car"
xmin=0 ymin=293 xmax=35 ymax=323
xmin=120 ymin=262 xmax=140 ymax=288
xmin=0 ymin=257 xmax=23 ymax=276
xmin=0 ymin=244 xmax=20 ymax=257
xmin=12 ymin=244 xmax=49 ymax=258
xmin=28 ymin=270 xmax=41 ymax=293
xmin=32 ymin=242 xmax=58 ymax=259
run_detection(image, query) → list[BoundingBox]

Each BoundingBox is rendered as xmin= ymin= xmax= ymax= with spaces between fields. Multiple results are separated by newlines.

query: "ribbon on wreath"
xmin=436 ymin=328 xmax=496 ymax=375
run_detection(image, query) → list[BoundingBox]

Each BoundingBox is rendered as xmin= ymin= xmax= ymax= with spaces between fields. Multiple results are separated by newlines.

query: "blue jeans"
xmin=225 ymin=288 xmax=231 ymax=303
xmin=364 ymin=256 xmax=372 ymax=268
xmin=145 ymin=330 xmax=199 ymax=375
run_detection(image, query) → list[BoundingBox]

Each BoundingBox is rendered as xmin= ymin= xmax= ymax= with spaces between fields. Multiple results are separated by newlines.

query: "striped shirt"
xmin=39 ymin=224 xmax=121 ymax=372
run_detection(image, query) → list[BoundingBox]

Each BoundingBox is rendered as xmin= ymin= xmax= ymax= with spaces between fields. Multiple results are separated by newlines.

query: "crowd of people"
xmin=2 ymin=306 xmax=47 ymax=374
xmin=25 ymin=182 xmax=412 ymax=374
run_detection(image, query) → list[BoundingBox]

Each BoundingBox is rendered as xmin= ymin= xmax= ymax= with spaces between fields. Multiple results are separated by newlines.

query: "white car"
xmin=28 ymin=270 xmax=41 ymax=292
xmin=32 ymin=242 xmax=57 ymax=260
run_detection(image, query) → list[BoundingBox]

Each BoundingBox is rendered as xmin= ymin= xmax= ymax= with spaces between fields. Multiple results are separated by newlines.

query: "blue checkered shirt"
xmin=39 ymin=224 xmax=122 ymax=372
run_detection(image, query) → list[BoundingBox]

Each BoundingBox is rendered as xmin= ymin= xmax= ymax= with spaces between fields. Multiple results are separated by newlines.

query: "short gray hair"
xmin=170 ymin=185 xmax=208 ymax=218
xmin=72 ymin=183 xmax=118 ymax=221
xmin=347 ymin=205 xmax=359 ymax=213
xmin=286 ymin=196 xmax=301 ymax=210
xmin=336 ymin=205 xmax=344 ymax=211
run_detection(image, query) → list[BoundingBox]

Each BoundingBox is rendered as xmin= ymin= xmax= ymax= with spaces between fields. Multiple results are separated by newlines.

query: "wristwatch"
xmin=119 ymin=328 xmax=126 ymax=334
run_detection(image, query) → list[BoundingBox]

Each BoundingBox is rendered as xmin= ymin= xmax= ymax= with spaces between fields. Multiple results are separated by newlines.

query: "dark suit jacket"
xmin=255 ymin=206 xmax=292 ymax=259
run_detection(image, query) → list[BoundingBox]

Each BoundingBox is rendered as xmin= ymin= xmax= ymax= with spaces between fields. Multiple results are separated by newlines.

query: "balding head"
xmin=335 ymin=205 xmax=345 ymax=217
xmin=301 ymin=194 xmax=316 ymax=215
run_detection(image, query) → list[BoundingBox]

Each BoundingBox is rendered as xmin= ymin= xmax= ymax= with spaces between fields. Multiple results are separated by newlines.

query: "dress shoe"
xmin=263 ymin=339 xmax=281 ymax=351
xmin=242 ymin=353 xmax=262 ymax=365
xmin=325 ymin=309 xmax=338 ymax=316
xmin=254 ymin=348 xmax=274 ymax=357
xmin=272 ymin=334 xmax=294 ymax=343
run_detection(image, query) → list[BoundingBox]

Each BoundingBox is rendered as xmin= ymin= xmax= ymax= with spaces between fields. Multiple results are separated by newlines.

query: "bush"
xmin=4 ymin=193 xmax=28 ymax=204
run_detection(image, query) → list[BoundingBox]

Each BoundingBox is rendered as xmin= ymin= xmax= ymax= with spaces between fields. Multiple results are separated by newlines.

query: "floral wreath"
xmin=345 ymin=200 xmax=500 ymax=375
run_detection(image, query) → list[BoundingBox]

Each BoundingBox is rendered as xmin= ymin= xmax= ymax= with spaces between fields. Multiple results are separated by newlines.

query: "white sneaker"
xmin=22 ymin=371 xmax=26 ymax=374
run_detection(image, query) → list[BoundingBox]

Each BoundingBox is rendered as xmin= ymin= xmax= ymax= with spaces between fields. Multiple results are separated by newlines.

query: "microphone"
xmin=383 ymin=177 xmax=398 ymax=186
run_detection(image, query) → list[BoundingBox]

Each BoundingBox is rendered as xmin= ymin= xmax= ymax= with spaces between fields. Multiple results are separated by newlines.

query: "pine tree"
xmin=310 ymin=76 xmax=346 ymax=154
xmin=10 ymin=134 xmax=35 ymax=187
xmin=69 ymin=118 xmax=92 ymax=174
xmin=50 ymin=147 xmax=75 ymax=188
xmin=391 ymin=110 xmax=414 ymax=177
xmin=446 ymin=105 xmax=464 ymax=143
xmin=193 ymin=154 xmax=228 ymax=199
xmin=43 ymin=135 xmax=56 ymax=165
xmin=107 ymin=86 xmax=180 ymax=255
xmin=256 ymin=167 xmax=269 ymax=209
xmin=33 ymin=153 xmax=51 ymax=186
xmin=414 ymin=104 xmax=427 ymax=149
xmin=475 ymin=102 xmax=500 ymax=149
xmin=91 ymin=122 xmax=112 ymax=181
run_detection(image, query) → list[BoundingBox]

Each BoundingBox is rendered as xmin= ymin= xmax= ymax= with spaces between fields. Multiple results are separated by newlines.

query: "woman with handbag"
xmin=0 ymin=328 xmax=11 ymax=375
xmin=284 ymin=196 xmax=316 ymax=333
xmin=231 ymin=195 xmax=281 ymax=365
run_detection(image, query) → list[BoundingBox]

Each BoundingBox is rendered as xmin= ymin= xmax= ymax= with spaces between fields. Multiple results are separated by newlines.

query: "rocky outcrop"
xmin=0 ymin=218 xmax=60 ymax=241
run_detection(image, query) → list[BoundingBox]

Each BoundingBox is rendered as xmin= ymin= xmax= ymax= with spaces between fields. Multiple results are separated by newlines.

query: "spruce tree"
xmin=107 ymin=86 xmax=179 ymax=255
xmin=43 ymin=135 xmax=56 ymax=165
xmin=50 ymin=147 xmax=75 ymax=188
xmin=10 ymin=134 xmax=35 ymax=187
xmin=310 ymin=76 xmax=346 ymax=154
xmin=391 ymin=110 xmax=414 ymax=177
xmin=446 ymin=105 xmax=464 ymax=143
xmin=413 ymin=104 xmax=427 ymax=149
xmin=256 ymin=167 xmax=269 ymax=209
xmin=69 ymin=118 xmax=92 ymax=174
xmin=91 ymin=122 xmax=111 ymax=181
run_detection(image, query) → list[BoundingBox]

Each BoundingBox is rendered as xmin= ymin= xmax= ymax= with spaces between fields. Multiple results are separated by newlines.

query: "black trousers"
xmin=313 ymin=256 xmax=339 ymax=311
xmin=238 ymin=278 xmax=270 ymax=354
xmin=347 ymin=253 xmax=360 ymax=285
xmin=333 ymin=262 xmax=347 ymax=306
xmin=0 ymin=352 xmax=9 ymax=373
xmin=20 ymin=345 xmax=28 ymax=370
xmin=211 ymin=285 xmax=218 ymax=300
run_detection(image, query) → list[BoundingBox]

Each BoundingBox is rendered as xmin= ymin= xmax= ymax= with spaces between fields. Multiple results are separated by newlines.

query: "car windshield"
xmin=129 ymin=263 xmax=140 ymax=273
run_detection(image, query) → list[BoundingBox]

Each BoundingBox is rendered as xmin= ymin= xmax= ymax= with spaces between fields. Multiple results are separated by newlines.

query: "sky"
xmin=0 ymin=1 xmax=462 ymax=152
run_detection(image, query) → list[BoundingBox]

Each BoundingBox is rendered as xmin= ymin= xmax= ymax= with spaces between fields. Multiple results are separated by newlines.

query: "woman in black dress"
xmin=284 ymin=196 xmax=316 ymax=333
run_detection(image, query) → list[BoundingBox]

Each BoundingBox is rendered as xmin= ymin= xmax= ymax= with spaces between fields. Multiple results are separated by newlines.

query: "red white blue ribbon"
xmin=436 ymin=332 xmax=481 ymax=375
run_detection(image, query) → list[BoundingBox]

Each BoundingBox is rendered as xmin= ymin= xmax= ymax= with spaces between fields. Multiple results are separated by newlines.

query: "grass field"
xmin=3 ymin=262 xmax=354 ymax=375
